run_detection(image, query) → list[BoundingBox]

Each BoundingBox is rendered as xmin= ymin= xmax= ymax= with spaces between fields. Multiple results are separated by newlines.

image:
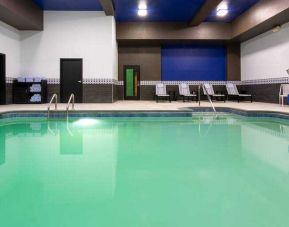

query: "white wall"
xmin=20 ymin=11 xmax=118 ymax=80
xmin=241 ymin=22 xmax=289 ymax=81
xmin=0 ymin=21 xmax=20 ymax=78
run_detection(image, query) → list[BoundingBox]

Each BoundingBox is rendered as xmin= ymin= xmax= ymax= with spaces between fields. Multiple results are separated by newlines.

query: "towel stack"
xmin=30 ymin=84 xmax=42 ymax=93
xmin=30 ymin=94 xmax=42 ymax=103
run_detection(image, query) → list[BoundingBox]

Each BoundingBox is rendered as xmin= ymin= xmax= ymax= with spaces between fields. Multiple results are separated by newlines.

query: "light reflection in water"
xmin=241 ymin=120 xmax=289 ymax=174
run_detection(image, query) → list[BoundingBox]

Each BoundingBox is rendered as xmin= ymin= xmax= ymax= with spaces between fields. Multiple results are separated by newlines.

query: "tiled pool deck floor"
xmin=0 ymin=101 xmax=289 ymax=113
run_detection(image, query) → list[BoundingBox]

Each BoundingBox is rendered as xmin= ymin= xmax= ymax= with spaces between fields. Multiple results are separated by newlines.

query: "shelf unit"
xmin=12 ymin=80 xmax=47 ymax=104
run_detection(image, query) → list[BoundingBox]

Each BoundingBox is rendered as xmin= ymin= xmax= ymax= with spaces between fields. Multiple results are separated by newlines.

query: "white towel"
xmin=30 ymin=94 xmax=42 ymax=102
xmin=30 ymin=84 xmax=42 ymax=92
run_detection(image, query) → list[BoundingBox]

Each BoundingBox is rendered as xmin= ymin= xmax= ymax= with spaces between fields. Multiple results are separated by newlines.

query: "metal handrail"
xmin=47 ymin=94 xmax=58 ymax=118
xmin=66 ymin=94 xmax=75 ymax=117
xmin=202 ymin=84 xmax=216 ymax=112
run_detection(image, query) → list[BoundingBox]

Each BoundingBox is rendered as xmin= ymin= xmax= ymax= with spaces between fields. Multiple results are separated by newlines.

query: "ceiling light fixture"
xmin=217 ymin=9 xmax=228 ymax=17
xmin=216 ymin=1 xmax=228 ymax=17
xmin=138 ymin=9 xmax=148 ymax=17
xmin=138 ymin=1 xmax=147 ymax=10
xmin=138 ymin=1 xmax=147 ymax=17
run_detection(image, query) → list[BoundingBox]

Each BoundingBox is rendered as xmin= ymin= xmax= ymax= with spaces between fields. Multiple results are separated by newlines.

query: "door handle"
xmin=77 ymin=80 xmax=82 ymax=83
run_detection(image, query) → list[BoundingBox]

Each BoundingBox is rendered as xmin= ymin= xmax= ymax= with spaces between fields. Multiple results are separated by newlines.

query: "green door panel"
xmin=126 ymin=69 xmax=134 ymax=97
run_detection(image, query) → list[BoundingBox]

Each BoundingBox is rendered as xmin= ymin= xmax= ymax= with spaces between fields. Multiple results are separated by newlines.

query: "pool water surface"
xmin=0 ymin=114 xmax=289 ymax=227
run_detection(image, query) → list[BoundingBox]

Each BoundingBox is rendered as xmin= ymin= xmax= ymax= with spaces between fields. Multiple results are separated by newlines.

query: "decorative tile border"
xmin=47 ymin=78 xmax=118 ymax=85
xmin=140 ymin=81 xmax=242 ymax=86
xmin=116 ymin=80 xmax=124 ymax=86
xmin=47 ymin=78 xmax=60 ymax=84
xmin=83 ymin=78 xmax=115 ymax=85
xmin=5 ymin=77 xmax=14 ymax=84
xmin=7 ymin=77 xmax=289 ymax=85
xmin=242 ymin=77 xmax=289 ymax=85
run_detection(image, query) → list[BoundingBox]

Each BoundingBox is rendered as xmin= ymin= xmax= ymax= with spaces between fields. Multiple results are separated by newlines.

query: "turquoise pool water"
xmin=1 ymin=114 xmax=289 ymax=227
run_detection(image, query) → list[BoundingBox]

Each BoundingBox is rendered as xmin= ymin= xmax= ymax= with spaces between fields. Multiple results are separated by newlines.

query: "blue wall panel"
xmin=161 ymin=45 xmax=226 ymax=81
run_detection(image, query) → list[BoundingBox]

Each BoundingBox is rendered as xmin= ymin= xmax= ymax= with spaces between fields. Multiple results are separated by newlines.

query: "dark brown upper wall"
xmin=0 ymin=0 xmax=43 ymax=30
xmin=118 ymin=46 xmax=161 ymax=81
xmin=117 ymin=22 xmax=232 ymax=43
xmin=232 ymin=0 xmax=289 ymax=41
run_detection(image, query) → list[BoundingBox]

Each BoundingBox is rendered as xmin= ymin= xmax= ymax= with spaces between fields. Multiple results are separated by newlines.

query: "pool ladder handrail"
xmin=202 ymin=84 xmax=216 ymax=113
xmin=66 ymin=93 xmax=75 ymax=118
xmin=47 ymin=94 xmax=58 ymax=118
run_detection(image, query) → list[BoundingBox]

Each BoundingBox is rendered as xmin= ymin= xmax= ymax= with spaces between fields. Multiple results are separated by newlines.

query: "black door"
xmin=60 ymin=59 xmax=83 ymax=103
xmin=0 ymin=54 xmax=6 ymax=105
xmin=124 ymin=65 xmax=140 ymax=100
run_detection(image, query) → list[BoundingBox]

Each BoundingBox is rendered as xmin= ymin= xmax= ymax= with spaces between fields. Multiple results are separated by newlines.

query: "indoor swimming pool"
xmin=0 ymin=112 xmax=289 ymax=227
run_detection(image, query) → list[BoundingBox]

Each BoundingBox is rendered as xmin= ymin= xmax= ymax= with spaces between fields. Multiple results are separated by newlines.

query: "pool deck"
xmin=0 ymin=101 xmax=289 ymax=114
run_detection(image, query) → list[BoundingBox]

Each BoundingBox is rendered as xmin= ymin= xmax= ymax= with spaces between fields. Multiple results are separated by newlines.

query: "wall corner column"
xmin=226 ymin=43 xmax=241 ymax=81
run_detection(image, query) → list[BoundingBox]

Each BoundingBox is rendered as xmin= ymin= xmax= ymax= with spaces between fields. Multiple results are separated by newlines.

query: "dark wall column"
xmin=226 ymin=43 xmax=241 ymax=81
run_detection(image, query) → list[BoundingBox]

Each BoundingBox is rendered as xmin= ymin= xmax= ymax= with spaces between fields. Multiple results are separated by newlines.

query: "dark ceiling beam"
xmin=0 ymin=0 xmax=43 ymax=30
xmin=118 ymin=0 xmax=289 ymax=44
xmin=117 ymin=22 xmax=231 ymax=44
xmin=99 ymin=0 xmax=115 ymax=16
xmin=232 ymin=0 xmax=289 ymax=41
xmin=189 ymin=0 xmax=223 ymax=26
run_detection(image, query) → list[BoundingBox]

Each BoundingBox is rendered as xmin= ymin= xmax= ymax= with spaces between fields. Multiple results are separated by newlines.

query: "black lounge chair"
xmin=226 ymin=83 xmax=252 ymax=102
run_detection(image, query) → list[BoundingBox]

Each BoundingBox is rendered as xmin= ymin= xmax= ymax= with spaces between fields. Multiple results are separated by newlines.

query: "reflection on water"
xmin=0 ymin=118 xmax=119 ymax=227
xmin=241 ymin=119 xmax=289 ymax=174
xmin=60 ymin=121 xmax=83 ymax=155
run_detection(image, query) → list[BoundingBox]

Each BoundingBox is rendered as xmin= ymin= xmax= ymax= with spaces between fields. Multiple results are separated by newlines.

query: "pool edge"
xmin=1 ymin=107 xmax=289 ymax=120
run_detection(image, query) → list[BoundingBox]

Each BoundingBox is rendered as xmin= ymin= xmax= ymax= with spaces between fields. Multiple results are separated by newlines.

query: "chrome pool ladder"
xmin=66 ymin=93 xmax=75 ymax=118
xmin=47 ymin=94 xmax=58 ymax=119
xmin=202 ymin=84 xmax=216 ymax=113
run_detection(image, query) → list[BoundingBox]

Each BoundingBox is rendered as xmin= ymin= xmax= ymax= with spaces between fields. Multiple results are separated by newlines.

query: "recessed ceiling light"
xmin=138 ymin=1 xmax=147 ymax=17
xmin=216 ymin=1 xmax=228 ymax=17
xmin=217 ymin=9 xmax=228 ymax=17
xmin=138 ymin=1 xmax=147 ymax=10
xmin=138 ymin=9 xmax=148 ymax=17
